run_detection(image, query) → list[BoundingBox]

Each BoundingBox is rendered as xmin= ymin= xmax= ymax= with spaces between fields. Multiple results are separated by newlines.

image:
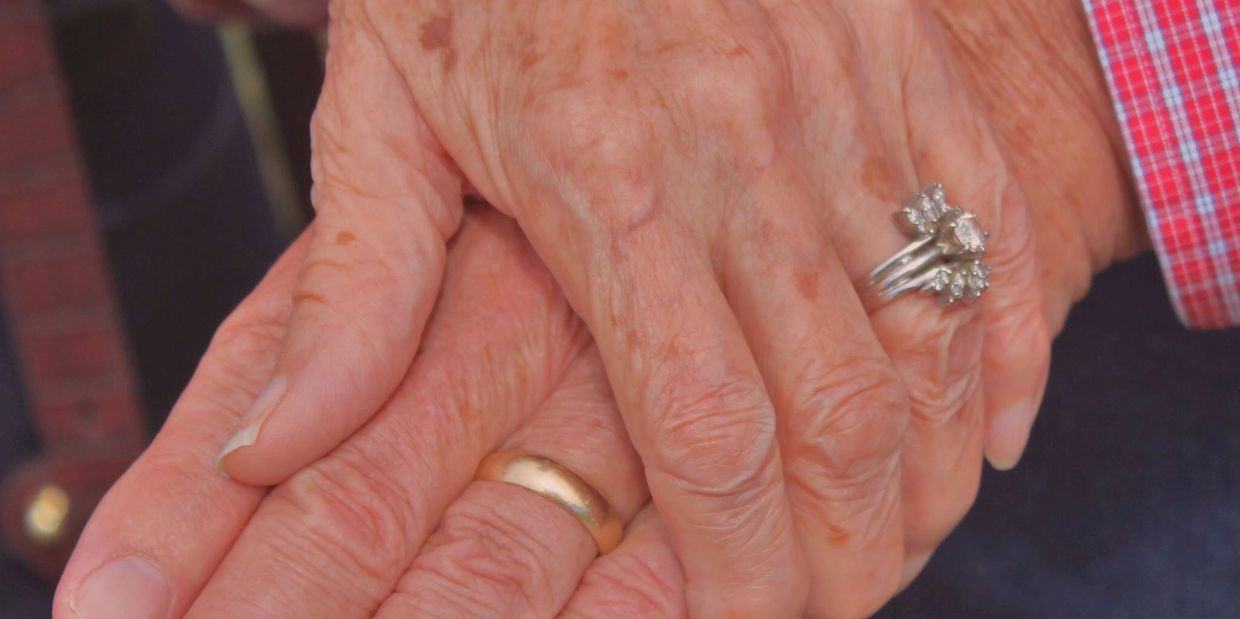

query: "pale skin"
xmin=59 ymin=0 xmax=1147 ymax=617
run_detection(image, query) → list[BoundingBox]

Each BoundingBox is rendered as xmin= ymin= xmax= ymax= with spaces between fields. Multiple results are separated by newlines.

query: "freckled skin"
xmin=292 ymin=290 xmax=328 ymax=305
xmin=314 ymin=3 xmax=1139 ymax=613
xmin=151 ymin=0 xmax=1143 ymax=617
xmin=796 ymin=270 xmax=821 ymax=303
xmin=419 ymin=13 xmax=451 ymax=50
xmin=860 ymin=155 xmax=901 ymax=203
xmin=419 ymin=13 xmax=456 ymax=70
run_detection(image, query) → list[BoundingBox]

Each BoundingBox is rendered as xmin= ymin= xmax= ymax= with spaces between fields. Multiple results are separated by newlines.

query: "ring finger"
xmin=777 ymin=1 xmax=992 ymax=561
xmin=375 ymin=348 xmax=648 ymax=619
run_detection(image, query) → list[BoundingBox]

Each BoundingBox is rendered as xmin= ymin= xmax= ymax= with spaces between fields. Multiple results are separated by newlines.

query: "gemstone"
xmin=901 ymin=207 xmax=924 ymax=227
xmin=952 ymin=217 xmax=985 ymax=253
xmin=926 ymin=268 xmax=951 ymax=291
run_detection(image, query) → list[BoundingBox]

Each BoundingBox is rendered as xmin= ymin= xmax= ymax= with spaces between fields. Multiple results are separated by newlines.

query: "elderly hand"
xmin=56 ymin=211 xmax=691 ymax=618
xmin=52 ymin=190 xmax=1113 ymax=619
xmin=107 ymin=0 xmax=1144 ymax=616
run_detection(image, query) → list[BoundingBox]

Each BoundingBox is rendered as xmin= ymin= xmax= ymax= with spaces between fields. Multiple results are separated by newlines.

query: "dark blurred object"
xmin=61 ymin=1 xmax=306 ymax=424
xmin=46 ymin=0 xmax=155 ymax=98
xmin=0 ymin=0 xmax=145 ymax=583
xmin=249 ymin=28 xmax=322 ymax=223
xmin=882 ymin=255 xmax=1240 ymax=618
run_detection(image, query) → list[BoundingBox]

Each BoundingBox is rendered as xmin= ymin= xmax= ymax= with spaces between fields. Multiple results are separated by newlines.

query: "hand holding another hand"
xmin=57 ymin=211 xmax=695 ymax=618
xmin=60 ymin=1 xmax=1148 ymax=617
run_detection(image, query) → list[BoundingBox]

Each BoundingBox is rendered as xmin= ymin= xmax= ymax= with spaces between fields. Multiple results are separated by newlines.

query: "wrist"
xmin=930 ymin=0 xmax=1148 ymax=325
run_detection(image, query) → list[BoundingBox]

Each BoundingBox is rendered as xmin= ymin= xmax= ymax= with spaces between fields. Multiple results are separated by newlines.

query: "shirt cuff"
xmin=1083 ymin=0 xmax=1240 ymax=328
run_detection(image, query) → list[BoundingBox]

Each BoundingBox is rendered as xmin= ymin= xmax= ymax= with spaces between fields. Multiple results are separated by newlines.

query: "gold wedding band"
xmin=475 ymin=451 xmax=623 ymax=554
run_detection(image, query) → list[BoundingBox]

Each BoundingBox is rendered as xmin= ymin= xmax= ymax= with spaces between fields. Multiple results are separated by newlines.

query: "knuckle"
xmin=418 ymin=504 xmax=555 ymax=611
xmin=206 ymin=319 xmax=285 ymax=379
xmin=308 ymin=107 xmax=401 ymax=217
xmin=647 ymin=378 xmax=779 ymax=497
xmin=208 ymin=290 xmax=289 ymax=358
xmin=672 ymin=35 xmax=781 ymax=117
xmin=678 ymin=56 xmax=768 ymax=117
xmin=308 ymin=107 xmax=353 ymax=203
xmin=576 ymin=554 xmax=683 ymax=618
xmin=892 ymin=309 xmax=983 ymax=426
xmin=198 ymin=321 xmax=288 ymax=417
xmin=987 ymin=183 xmax=1041 ymax=278
xmin=519 ymin=91 xmax=657 ymax=231
xmin=525 ymin=91 xmax=650 ymax=172
xmin=271 ymin=454 xmax=413 ymax=583
xmin=785 ymin=356 xmax=908 ymax=486
xmin=996 ymin=298 xmax=1052 ymax=364
xmin=669 ymin=39 xmax=783 ymax=171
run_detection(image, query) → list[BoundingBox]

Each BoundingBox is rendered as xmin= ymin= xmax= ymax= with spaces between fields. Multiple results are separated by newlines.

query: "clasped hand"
xmin=58 ymin=1 xmax=1145 ymax=617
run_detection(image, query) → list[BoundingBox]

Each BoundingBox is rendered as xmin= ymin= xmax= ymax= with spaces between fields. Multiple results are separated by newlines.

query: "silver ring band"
xmin=865 ymin=183 xmax=991 ymax=306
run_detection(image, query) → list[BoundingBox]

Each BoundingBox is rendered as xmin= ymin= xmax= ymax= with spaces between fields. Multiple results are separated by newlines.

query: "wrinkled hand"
xmin=57 ymin=211 xmax=692 ymax=618
xmin=149 ymin=0 xmax=1142 ymax=616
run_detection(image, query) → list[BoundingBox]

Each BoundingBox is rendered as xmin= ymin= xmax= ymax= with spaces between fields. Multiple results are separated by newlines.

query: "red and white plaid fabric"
xmin=1085 ymin=0 xmax=1240 ymax=328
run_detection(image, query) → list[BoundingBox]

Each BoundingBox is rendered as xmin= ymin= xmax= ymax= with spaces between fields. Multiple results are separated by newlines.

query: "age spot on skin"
xmin=796 ymin=270 xmax=821 ymax=302
xmin=519 ymin=49 xmax=543 ymax=71
xmin=420 ymin=13 xmax=451 ymax=49
xmin=335 ymin=231 xmax=356 ymax=246
xmin=655 ymin=41 xmax=681 ymax=56
xmin=420 ymin=13 xmax=457 ymax=70
xmin=860 ymin=155 xmax=901 ymax=203
xmin=293 ymin=291 xmax=328 ymax=305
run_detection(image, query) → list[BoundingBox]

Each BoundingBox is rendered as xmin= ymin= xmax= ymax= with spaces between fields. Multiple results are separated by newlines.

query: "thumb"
xmin=217 ymin=8 xmax=462 ymax=484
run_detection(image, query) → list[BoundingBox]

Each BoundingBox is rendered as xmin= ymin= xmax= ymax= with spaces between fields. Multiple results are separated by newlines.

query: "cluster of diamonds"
xmin=897 ymin=184 xmax=990 ymax=304
xmin=925 ymin=260 xmax=991 ymax=303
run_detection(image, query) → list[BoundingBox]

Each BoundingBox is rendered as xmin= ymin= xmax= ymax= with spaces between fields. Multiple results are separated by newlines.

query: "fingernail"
xmin=985 ymin=452 xmax=1019 ymax=472
xmin=71 ymin=556 xmax=170 ymax=619
xmin=216 ymin=377 xmax=286 ymax=468
xmin=985 ymin=401 xmax=1034 ymax=471
xmin=900 ymin=552 xmax=933 ymax=589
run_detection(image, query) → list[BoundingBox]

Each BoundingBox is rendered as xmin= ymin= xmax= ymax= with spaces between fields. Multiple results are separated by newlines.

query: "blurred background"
xmin=0 ymin=1 xmax=1236 ymax=617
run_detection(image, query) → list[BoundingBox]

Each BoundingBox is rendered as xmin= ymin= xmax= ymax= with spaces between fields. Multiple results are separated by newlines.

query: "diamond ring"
xmin=865 ymin=183 xmax=991 ymax=305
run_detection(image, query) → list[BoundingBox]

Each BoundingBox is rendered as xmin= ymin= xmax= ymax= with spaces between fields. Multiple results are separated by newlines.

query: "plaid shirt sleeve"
xmin=1084 ymin=0 xmax=1240 ymax=328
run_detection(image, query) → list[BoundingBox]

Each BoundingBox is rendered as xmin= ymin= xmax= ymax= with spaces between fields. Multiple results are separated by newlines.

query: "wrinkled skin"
xmin=57 ymin=211 xmax=690 ymax=618
xmin=60 ymin=0 xmax=1146 ymax=617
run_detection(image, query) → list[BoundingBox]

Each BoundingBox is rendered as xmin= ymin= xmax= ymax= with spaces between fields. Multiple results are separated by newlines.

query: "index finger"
xmin=54 ymin=229 xmax=311 ymax=619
